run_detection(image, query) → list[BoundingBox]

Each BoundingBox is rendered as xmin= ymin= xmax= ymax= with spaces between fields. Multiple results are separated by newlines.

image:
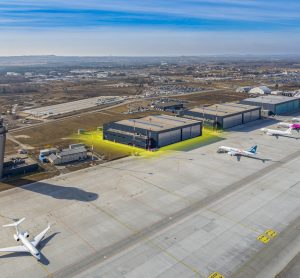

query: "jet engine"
xmin=13 ymin=234 xmax=19 ymax=241
xmin=23 ymin=232 xmax=29 ymax=238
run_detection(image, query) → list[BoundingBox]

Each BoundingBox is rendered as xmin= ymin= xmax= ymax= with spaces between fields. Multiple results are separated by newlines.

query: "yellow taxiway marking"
xmin=257 ymin=234 xmax=270 ymax=244
xmin=208 ymin=272 xmax=225 ymax=278
xmin=264 ymin=229 xmax=277 ymax=238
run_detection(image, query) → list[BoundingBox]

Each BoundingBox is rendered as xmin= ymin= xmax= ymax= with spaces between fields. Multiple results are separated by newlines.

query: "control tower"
xmin=0 ymin=118 xmax=7 ymax=179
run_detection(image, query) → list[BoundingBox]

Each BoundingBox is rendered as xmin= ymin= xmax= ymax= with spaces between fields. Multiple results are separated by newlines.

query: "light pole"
xmin=215 ymin=105 xmax=218 ymax=131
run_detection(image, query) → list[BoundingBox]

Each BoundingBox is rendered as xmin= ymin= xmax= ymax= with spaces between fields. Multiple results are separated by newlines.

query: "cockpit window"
xmin=36 ymin=252 xmax=40 ymax=256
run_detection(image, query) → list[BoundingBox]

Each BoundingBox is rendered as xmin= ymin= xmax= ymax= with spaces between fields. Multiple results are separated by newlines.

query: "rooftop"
xmin=115 ymin=114 xmax=201 ymax=131
xmin=58 ymin=147 xmax=87 ymax=157
xmin=242 ymin=95 xmax=300 ymax=105
xmin=188 ymin=102 xmax=260 ymax=117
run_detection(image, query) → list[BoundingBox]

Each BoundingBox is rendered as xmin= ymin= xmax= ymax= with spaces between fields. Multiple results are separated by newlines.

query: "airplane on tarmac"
xmin=278 ymin=122 xmax=300 ymax=131
xmin=217 ymin=145 xmax=258 ymax=161
xmin=0 ymin=218 xmax=50 ymax=261
xmin=260 ymin=127 xmax=293 ymax=138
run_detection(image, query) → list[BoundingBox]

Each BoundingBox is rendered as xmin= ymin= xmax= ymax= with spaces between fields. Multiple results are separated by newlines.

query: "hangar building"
xmin=103 ymin=114 xmax=202 ymax=149
xmin=241 ymin=95 xmax=300 ymax=115
xmin=182 ymin=102 xmax=261 ymax=129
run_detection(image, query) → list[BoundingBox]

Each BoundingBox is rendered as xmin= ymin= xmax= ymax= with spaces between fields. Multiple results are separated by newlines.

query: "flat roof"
xmin=115 ymin=114 xmax=201 ymax=131
xmin=242 ymin=95 xmax=300 ymax=105
xmin=188 ymin=102 xmax=260 ymax=117
xmin=154 ymin=101 xmax=183 ymax=108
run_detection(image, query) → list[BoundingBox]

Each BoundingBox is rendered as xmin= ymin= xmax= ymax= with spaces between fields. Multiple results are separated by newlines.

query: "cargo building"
xmin=48 ymin=147 xmax=87 ymax=165
xmin=241 ymin=96 xmax=300 ymax=115
xmin=103 ymin=114 xmax=202 ymax=149
xmin=182 ymin=102 xmax=261 ymax=129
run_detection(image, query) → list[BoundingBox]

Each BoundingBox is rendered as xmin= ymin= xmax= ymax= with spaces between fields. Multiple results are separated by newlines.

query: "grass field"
xmin=11 ymin=90 xmax=237 ymax=160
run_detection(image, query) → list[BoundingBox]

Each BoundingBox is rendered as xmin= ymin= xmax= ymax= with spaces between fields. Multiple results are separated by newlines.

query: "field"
xmin=173 ymin=89 xmax=249 ymax=107
xmin=11 ymin=90 xmax=245 ymax=160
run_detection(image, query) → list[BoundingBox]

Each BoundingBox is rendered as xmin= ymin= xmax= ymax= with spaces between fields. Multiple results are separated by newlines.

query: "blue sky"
xmin=0 ymin=0 xmax=300 ymax=55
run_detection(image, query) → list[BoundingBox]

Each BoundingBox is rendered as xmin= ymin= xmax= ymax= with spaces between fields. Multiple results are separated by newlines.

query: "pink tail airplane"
xmin=278 ymin=122 xmax=300 ymax=131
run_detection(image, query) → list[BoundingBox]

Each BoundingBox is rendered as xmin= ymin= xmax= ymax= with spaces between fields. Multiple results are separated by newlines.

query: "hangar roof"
xmin=188 ymin=102 xmax=260 ymax=117
xmin=242 ymin=95 xmax=300 ymax=105
xmin=115 ymin=114 xmax=201 ymax=132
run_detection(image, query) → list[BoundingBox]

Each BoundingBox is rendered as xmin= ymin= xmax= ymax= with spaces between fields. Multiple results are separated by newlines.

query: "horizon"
xmin=1 ymin=1 xmax=300 ymax=56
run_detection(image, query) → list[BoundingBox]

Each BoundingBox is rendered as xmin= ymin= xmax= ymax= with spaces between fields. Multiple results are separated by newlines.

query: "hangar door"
xmin=223 ymin=114 xmax=242 ymax=129
xmin=191 ymin=125 xmax=201 ymax=137
xmin=158 ymin=129 xmax=181 ymax=147
xmin=182 ymin=127 xmax=191 ymax=140
xmin=243 ymin=110 xmax=260 ymax=123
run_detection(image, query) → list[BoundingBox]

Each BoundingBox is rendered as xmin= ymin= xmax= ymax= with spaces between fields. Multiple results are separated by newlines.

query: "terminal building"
xmin=241 ymin=95 xmax=300 ymax=115
xmin=103 ymin=114 xmax=202 ymax=149
xmin=182 ymin=102 xmax=261 ymax=129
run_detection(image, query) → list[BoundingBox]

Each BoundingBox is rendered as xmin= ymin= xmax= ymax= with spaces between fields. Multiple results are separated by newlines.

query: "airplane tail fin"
xmin=3 ymin=218 xmax=25 ymax=234
xmin=248 ymin=145 xmax=257 ymax=154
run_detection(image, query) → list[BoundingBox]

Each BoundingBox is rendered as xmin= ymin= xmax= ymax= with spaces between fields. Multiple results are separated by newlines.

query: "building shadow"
xmin=0 ymin=232 xmax=59 ymax=265
xmin=228 ymin=118 xmax=281 ymax=133
xmin=178 ymin=136 xmax=225 ymax=152
xmin=3 ymin=179 xmax=98 ymax=202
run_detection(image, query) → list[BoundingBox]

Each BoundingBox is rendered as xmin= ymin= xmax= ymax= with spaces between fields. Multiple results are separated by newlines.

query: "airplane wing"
xmin=0 ymin=245 xmax=27 ymax=253
xmin=31 ymin=225 xmax=50 ymax=247
xmin=228 ymin=151 xmax=237 ymax=156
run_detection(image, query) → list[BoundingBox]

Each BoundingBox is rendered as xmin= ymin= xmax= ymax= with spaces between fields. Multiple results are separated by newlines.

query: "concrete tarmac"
xmin=0 ymin=118 xmax=299 ymax=278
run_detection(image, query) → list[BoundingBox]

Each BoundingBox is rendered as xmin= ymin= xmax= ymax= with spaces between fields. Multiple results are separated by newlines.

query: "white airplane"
xmin=0 ymin=218 xmax=50 ymax=261
xmin=278 ymin=122 xmax=292 ymax=128
xmin=217 ymin=145 xmax=258 ymax=159
xmin=292 ymin=118 xmax=300 ymax=123
xmin=260 ymin=127 xmax=292 ymax=138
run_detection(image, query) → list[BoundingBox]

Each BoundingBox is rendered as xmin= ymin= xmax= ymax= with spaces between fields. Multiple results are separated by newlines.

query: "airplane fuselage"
xmin=217 ymin=146 xmax=255 ymax=157
xmin=18 ymin=233 xmax=40 ymax=260
xmin=264 ymin=129 xmax=290 ymax=136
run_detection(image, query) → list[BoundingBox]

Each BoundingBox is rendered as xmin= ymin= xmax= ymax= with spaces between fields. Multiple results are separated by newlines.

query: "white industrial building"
xmin=48 ymin=147 xmax=87 ymax=165
xmin=236 ymin=86 xmax=252 ymax=93
xmin=249 ymin=86 xmax=272 ymax=95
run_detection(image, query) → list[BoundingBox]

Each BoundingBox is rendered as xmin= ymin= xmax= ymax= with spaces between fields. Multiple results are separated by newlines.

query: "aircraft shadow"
xmin=3 ymin=179 xmax=98 ymax=202
xmin=236 ymin=156 xmax=272 ymax=163
xmin=0 ymin=232 xmax=59 ymax=265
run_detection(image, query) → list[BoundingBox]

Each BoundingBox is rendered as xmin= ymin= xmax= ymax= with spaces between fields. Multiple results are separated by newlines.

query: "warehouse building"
xmin=48 ymin=146 xmax=87 ymax=165
xmin=3 ymin=156 xmax=39 ymax=177
xmin=152 ymin=101 xmax=184 ymax=112
xmin=241 ymin=95 xmax=300 ymax=115
xmin=182 ymin=103 xmax=261 ymax=129
xmin=103 ymin=114 xmax=202 ymax=149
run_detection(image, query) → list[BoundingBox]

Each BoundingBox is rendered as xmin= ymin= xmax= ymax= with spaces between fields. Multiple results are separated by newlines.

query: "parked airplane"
xmin=278 ymin=122 xmax=300 ymax=131
xmin=217 ymin=145 xmax=258 ymax=159
xmin=261 ymin=127 xmax=292 ymax=138
xmin=0 ymin=218 xmax=50 ymax=261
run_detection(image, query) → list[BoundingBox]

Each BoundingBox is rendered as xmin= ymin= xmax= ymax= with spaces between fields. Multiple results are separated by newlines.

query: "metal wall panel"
xmin=243 ymin=110 xmax=260 ymax=123
xmin=158 ymin=129 xmax=181 ymax=147
xmin=182 ymin=127 xmax=191 ymax=140
xmin=243 ymin=112 xmax=252 ymax=123
xmin=251 ymin=110 xmax=260 ymax=120
xmin=191 ymin=125 xmax=201 ymax=137
xmin=223 ymin=114 xmax=243 ymax=129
